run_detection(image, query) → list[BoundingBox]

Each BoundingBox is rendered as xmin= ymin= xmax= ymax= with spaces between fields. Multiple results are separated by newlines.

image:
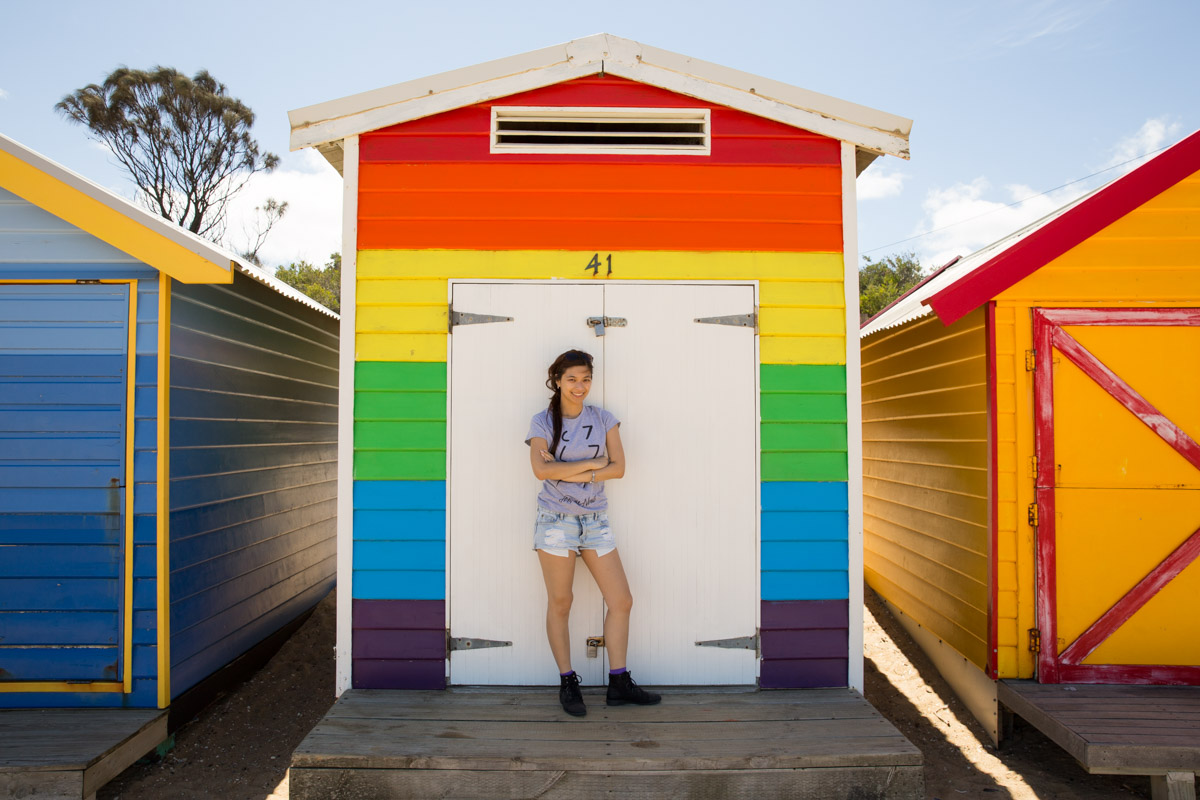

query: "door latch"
xmin=586 ymin=636 xmax=605 ymax=658
xmin=585 ymin=317 xmax=626 ymax=336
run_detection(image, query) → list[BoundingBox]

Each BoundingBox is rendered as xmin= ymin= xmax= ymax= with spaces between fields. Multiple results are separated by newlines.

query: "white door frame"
xmin=445 ymin=279 xmax=762 ymax=682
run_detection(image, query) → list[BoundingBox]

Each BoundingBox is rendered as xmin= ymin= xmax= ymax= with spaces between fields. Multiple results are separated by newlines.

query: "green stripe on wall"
xmin=760 ymin=363 xmax=847 ymax=482
xmin=356 ymin=420 xmax=446 ymax=449
xmin=762 ymin=452 xmax=848 ymax=481
xmin=356 ymin=360 xmax=446 ymax=391
xmin=761 ymin=364 xmax=845 ymax=392
xmin=356 ymin=391 xmax=445 ymax=420
xmin=355 ymin=361 xmax=448 ymax=480
xmin=355 ymin=450 xmax=446 ymax=480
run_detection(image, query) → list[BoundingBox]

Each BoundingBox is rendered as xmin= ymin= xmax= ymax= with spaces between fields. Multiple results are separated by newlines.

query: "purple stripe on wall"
xmin=761 ymin=658 xmax=848 ymax=689
xmin=353 ymin=660 xmax=445 ymax=690
xmin=353 ymin=629 xmax=446 ymax=660
xmin=760 ymin=599 xmax=848 ymax=688
xmin=353 ymin=599 xmax=444 ymax=629
xmin=761 ymin=599 xmax=847 ymax=630
xmin=761 ymin=629 xmax=846 ymax=660
xmin=352 ymin=599 xmax=446 ymax=689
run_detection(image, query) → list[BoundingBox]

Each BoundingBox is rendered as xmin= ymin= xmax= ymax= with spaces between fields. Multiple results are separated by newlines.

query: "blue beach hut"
xmin=0 ymin=133 xmax=338 ymax=711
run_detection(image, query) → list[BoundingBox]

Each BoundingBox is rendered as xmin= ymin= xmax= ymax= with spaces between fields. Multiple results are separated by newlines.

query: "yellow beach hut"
xmin=859 ymin=129 xmax=1200 ymax=790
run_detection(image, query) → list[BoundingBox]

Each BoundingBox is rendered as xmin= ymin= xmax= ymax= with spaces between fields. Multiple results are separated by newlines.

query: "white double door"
xmin=448 ymin=282 xmax=757 ymax=686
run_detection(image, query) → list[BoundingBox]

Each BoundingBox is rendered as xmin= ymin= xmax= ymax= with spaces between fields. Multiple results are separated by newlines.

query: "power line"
xmin=861 ymin=141 xmax=1176 ymax=256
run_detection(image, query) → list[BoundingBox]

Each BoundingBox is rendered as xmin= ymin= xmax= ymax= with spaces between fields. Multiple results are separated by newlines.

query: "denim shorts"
xmin=533 ymin=508 xmax=616 ymax=558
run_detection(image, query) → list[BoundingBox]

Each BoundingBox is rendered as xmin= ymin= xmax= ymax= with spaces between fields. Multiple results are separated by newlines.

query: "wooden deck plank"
xmin=290 ymin=765 xmax=926 ymax=800
xmin=291 ymin=688 xmax=924 ymax=784
xmin=999 ymin=681 xmax=1200 ymax=775
xmin=0 ymin=708 xmax=166 ymax=800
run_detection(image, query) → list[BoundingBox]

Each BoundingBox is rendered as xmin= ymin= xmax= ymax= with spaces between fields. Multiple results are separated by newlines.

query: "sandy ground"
xmin=98 ymin=586 xmax=1163 ymax=799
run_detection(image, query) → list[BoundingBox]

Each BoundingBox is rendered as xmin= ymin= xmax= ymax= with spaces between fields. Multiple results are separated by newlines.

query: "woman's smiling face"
xmin=557 ymin=365 xmax=592 ymax=404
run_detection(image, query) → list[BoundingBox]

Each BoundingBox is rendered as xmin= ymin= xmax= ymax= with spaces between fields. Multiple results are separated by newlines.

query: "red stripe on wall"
xmin=359 ymin=75 xmax=840 ymax=167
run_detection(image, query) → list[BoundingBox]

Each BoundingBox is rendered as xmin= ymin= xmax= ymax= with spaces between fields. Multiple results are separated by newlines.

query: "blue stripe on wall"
xmin=354 ymin=570 xmax=445 ymax=600
xmin=353 ymin=480 xmax=446 ymax=601
xmin=355 ymin=480 xmax=445 ymax=509
xmin=761 ymin=570 xmax=847 ymax=601
xmin=760 ymin=481 xmax=849 ymax=602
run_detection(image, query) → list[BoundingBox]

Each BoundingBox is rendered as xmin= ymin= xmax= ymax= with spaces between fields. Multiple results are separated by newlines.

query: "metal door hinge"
xmin=449 ymin=307 xmax=514 ymax=331
xmin=695 ymin=312 xmax=757 ymax=332
xmin=447 ymin=636 xmax=512 ymax=653
xmin=1028 ymin=628 xmax=1041 ymax=653
xmin=695 ymin=632 xmax=759 ymax=657
xmin=586 ymin=636 xmax=605 ymax=658
xmin=1027 ymin=502 xmax=1039 ymax=528
xmin=1029 ymin=456 xmax=1038 ymax=478
xmin=1025 ymin=350 xmax=1036 ymax=371
xmin=586 ymin=316 xmax=626 ymax=336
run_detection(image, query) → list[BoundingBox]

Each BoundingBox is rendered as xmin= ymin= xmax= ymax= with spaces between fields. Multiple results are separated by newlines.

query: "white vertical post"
xmin=841 ymin=142 xmax=865 ymax=693
xmin=335 ymin=135 xmax=360 ymax=697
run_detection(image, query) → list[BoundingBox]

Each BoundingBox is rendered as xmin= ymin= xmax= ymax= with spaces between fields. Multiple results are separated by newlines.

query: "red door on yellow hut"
xmin=1033 ymin=308 xmax=1200 ymax=683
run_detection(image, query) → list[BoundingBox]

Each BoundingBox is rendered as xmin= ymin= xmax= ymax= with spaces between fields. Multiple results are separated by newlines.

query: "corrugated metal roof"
xmin=860 ymin=185 xmax=1100 ymax=338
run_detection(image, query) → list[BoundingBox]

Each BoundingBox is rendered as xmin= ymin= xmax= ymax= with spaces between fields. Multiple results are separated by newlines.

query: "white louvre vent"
xmin=491 ymin=107 xmax=710 ymax=155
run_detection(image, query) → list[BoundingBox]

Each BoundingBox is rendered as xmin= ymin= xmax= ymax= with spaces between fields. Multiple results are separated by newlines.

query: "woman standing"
xmin=525 ymin=349 xmax=661 ymax=717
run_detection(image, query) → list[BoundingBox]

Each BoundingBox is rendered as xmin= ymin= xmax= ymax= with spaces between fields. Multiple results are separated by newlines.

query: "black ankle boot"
xmin=559 ymin=672 xmax=586 ymax=716
xmin=606 ymin=671 xmax=661 ymax=706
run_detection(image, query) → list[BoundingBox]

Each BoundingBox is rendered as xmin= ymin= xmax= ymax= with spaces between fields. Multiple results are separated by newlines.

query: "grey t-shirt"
xmin=525 ymin=405 xmax=620 ymax=514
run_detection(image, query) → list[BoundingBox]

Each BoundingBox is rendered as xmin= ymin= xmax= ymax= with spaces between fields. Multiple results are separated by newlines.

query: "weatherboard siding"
xmin=0 ymin=224 xmax=161 ymax=706
xmin=168 ymin=272 xmax=338 ymax=697
xmin=861 ymin=309 xmax=990 ymax=671
xmin=351 ymin=78 xmax=853 ymax=689
xmin=990 ymin=170 xmax=1200 ymax=680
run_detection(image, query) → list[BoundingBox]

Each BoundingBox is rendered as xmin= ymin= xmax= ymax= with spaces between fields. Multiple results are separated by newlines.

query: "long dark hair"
xmin=545 ymin=349 xmax=593 ymax=457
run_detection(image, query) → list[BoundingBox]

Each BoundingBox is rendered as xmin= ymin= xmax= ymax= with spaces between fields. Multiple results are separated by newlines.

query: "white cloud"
xmin=1099 ymin=116 xmax=1182 ymax=174
xmin=907 ymin=115 xmax=1184 ymax=268
xmin=991 ymin=0 xmax=1098 ymax=49
xmin=915 ymin=178 xmax=1087 ymax=268
xmin=0 ymin=88 xmax=8 ymax=100
xmin=857 ymin=167 xmax=906 ymax=200
xmin=224 ymin=148 xmax=343 ymax=269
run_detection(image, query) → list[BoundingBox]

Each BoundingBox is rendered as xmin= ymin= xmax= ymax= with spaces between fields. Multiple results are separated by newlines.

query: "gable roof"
xmin=288 ymin=33 xmax=912 ymax=174
xmin=861 ymin=127 xmax=1200 ymax=337
xmin=0 ymin=134 xmax=337 ymax=318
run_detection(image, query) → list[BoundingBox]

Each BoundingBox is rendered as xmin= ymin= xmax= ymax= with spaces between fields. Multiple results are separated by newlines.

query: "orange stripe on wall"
xmin=359 ymin=163 xmax=841 ymax=194
xmin=357 ymin=162 xmax=843 ymax=252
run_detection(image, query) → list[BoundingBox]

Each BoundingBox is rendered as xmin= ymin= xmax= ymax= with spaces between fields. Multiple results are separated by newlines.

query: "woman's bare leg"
xmin=580 ymin=548 xmax=633 ymax=670
xmin=537 ymin=550 xmax=578 ymax=673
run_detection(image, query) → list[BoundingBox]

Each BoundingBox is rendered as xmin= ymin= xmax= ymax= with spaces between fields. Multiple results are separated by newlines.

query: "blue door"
xmin=0 ymin=283 xmax=130 ymax=684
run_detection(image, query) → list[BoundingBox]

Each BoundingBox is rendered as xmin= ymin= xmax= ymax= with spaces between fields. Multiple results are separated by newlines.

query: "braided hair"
xmin=545 ymin=349 xmax=594 ymax=457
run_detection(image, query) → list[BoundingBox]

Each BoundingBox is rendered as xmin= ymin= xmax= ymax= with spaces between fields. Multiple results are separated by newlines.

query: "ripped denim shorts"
xmin=533 ymin=508 xmax=616 ymax=558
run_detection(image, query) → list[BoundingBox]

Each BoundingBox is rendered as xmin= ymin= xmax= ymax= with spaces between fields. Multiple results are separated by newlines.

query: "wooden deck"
xmin=999 ymin=681 xmax=1200 ymax=799
xmin=0 ymin=708 xmax=166 ymax=799
xmin=290 ymin=687 xmax=923 ymax=799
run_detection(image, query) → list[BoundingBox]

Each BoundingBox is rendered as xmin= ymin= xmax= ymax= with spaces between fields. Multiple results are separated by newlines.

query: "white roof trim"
xmin=859 ymin=186 xmax=1101 ymax=338
xmin=288 ymin=33 xmax=912 ymax=161
xmin=0 ymin=134 xmax=338 ymax=319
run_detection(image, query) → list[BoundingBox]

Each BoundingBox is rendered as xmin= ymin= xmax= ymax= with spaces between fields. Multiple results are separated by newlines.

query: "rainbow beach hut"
xmin=288 ymin=33 xmax=912 ymax=695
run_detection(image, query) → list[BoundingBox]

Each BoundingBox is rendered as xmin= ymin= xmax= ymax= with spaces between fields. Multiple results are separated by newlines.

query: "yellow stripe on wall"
xmin=355 ymin=250 xmax=847 ymax=365
xmin=357 ymin=250 xmax=844 ymax=281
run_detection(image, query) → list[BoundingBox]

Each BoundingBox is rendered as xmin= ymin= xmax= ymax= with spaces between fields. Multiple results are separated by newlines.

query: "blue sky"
xmin=2 ymin=0 xmax=1197 ymax=272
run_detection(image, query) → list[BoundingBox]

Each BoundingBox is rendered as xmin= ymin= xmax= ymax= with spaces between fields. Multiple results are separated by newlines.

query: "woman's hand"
xmin=539 ymin=449 xmax=555 ymax=463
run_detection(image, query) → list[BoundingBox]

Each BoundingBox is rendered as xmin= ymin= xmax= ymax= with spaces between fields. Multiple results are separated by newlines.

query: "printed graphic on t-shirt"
xmin=525 ymin=405 xmax=619 ymax=515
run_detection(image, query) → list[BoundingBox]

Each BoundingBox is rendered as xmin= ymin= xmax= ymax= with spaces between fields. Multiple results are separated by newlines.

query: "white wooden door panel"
xmin=604 ymin=284 xmax=758 ymax=684
xmin=449 ymin=283 xmax=605 ymax=685
xmin=449 ymin=282 xmax=758 ymax=687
